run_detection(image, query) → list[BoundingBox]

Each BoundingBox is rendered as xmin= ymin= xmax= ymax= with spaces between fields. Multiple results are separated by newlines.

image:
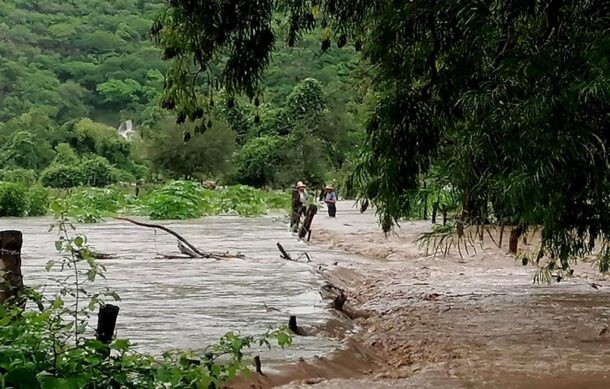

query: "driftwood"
xmin=276 ymin=242 xmax=292 ymax=260
xmin=114 ymin=217 xmax=244 ymax=260
xmin=277 ymin=242 xmax=312 ymax=262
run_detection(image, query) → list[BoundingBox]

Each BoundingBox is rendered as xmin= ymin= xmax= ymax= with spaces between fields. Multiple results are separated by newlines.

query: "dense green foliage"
xmin=0 ymin=182 xmax=49 ymax=217
xmin=55 ymin=182 xmax=290 ymax=222
xmin=156 ymin=0 xmax=610 ymax=269
xmin=0 ymin=0 xmax=366 ymax=191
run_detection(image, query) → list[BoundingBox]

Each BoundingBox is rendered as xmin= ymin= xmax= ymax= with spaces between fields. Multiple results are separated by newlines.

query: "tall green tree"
xmin=154 ymin=0 xmax=610 ymax=267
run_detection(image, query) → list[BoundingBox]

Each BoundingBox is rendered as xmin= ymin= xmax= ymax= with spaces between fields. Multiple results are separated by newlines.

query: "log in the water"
xmin=114 ymin=217 xmax=244 ymax=260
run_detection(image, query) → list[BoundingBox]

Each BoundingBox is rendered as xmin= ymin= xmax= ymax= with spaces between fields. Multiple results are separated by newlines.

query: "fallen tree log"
xmin=114 ymin=217 xmax=244 ymax=260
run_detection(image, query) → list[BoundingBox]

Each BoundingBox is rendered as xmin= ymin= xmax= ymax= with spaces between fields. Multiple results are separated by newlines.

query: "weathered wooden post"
xmin=254 ymin=355 xmax=263 ymax=374
xmin=299 ymin=205 xmax=317 ymax=240
xmin=96 ymin=304 xmax=120 ymax=346
xmin=0 ymin=230 xmax=23 ymax=305
xmin=290 ymin=189 xmax=300 ymax=231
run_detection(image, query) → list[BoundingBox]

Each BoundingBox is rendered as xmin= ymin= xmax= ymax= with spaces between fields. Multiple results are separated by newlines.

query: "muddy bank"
xmin=275 ymin=201 xmax=610 ymax=388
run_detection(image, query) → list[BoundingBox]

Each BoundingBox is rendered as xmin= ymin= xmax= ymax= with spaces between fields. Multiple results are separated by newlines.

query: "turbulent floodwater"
xmin=2 ymin=214 xmax=350 ymax=363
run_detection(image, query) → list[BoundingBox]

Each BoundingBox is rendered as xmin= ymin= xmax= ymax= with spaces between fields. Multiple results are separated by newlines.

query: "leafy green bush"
xmin=27 ymin=185 xmax=49 ymax=216
xmin=64 ymin=187 xmax=126 ymax=223
xmin=144 ymin=180 xmax=207 ymax=219
xmin=216 ymin=185 xmax=267 ymax=216
xmin=0 ymin=168 xmax=37 ymax=186
xmin=142 ymin=181 xmax=290 ymax=220
xmin=52 ymin=142 xmax=80 ymax=165
xmin=40 ymin=164 xmax=83 ymax=188
xmin=232 ymin=136 xmax=282 ymax=187
xmin=80 ymin=156 xmax=116 ymax=187
xmin=0 ymin=182 xmax=28 ymax=217
xmin=112 ymin=168 xmax=136 ymax=183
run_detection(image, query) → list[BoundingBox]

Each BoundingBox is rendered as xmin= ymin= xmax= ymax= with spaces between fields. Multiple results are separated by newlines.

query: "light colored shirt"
xmin=299 ymin=191 xmax=307 ymax=205
xmin=325 ymin=191 xmax=337 ymax=203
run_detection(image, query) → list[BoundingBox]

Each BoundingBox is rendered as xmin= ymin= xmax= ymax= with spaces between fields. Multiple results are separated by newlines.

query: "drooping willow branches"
xmin=153 ymin=0 xmax=610 ymax=268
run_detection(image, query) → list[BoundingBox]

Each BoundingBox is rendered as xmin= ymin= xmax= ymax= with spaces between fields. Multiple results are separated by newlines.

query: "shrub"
xmin=112 ymin=168 xmax=136 ymax=183
xmin=216 ymin=185 xmax=266 ymax=216
xmin=232 ymin=136 xmax=282 ymax=187
xmin=40 ymin=164 xmax=82 ymax=188
xmin=53 ymin=142 xmax=80 ymax=165
xmin=0 ymin=168 xmax=37 ymax=186
xmin=0 ymin=183 xmax=28 ymax=217
xmin=144 ymin=181 xmax=207 ymax=219
xmin=128 ymin=162 xmax=149 ymax=180
xmin=27 ymin=185 xmax=49 ymax=216
xmin=64 ymin=187 xmax=126 ymax=223
xmin=80 ymin=156 xmax=116 ymax=187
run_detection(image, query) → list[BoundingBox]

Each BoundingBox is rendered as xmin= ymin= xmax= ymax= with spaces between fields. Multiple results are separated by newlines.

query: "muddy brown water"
xmin=1 ymin=214 xmax=354 ymax=364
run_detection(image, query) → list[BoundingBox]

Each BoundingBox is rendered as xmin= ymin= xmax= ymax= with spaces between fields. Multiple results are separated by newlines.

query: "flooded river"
xmin=2 ymin=214 xmax=350 ymax=363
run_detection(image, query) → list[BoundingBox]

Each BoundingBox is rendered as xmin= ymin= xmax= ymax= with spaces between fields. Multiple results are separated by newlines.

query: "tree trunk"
xmin=509 ymin=227 xmax=523 ymax=254
xmin=422 ymin=182 xmax=428 ymax=220
xmin=431 ymin=202 xmax=438 ymax=224
xmin=0 ymin=230 xmax=23 ymax=305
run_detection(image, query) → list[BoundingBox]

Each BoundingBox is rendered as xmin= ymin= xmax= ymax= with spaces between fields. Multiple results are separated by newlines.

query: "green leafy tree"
xmin=40 ymin=164 xmax=82 ymax=188
xmin=232 ymin=136 xmax=282 ymax=187
xmin=143 ymin=118 xmax=236 ymax=180
xmin=80 ymin=156 xmax=117 ymax=187
xmin=155 ymin=0 xmax=610 ymax=269
xmin=0 ymin=131 xmax=55 ymax=170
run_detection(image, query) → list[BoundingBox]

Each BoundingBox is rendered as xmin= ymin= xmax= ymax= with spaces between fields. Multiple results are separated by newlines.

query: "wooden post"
xmin=289 ymin=315 xmax=298 ymax=333
xmin=96 ymin=304 xmax=120 ymax=345
xmin=254 ymin=356 xmax=263 ymax=374
xmin=290 ymin=190 xmax=300 ymax=231
xmin=0 ymin=230 xmax=23 ymax=305
xmin=299 ymin=205 xmax=317 ymax=240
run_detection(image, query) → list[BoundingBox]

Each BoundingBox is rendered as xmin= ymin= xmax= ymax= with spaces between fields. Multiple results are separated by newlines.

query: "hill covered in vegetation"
xmin=0 ymin=0 xmax=368 ymax=194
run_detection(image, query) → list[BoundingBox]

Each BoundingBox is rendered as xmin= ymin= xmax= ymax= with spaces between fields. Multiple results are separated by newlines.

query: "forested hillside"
xmin=0 ymin=0 xmax=367 ymax=190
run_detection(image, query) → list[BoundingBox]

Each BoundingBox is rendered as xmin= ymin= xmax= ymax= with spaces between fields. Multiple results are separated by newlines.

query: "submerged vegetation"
xmin=0 ymin=181 xmax=290 ymax=222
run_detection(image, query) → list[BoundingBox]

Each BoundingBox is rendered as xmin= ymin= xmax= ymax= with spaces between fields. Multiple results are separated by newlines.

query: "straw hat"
xmin=296 ymin=181 xmax=307 ymax=188
xmin=325 ymin=184 xmax=334 ymax=190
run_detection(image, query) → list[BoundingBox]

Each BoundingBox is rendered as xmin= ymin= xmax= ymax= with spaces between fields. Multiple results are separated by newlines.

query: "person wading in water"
xmin=324 ymin=184 xmax=337 ymax=217
xmin=291 ymin=181 xmax=308 ymax=231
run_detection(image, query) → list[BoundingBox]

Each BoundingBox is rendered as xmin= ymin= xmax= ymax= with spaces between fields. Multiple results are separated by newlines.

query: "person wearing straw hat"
xmin=324 ymin=184 xmax=337 ymax=217
xmin=291 ymin=181 xmax=308 ymax=231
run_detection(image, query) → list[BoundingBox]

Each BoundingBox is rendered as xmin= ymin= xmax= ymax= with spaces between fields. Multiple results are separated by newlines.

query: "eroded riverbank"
xmin=274 ymin=201 xmax=610 ymax=388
